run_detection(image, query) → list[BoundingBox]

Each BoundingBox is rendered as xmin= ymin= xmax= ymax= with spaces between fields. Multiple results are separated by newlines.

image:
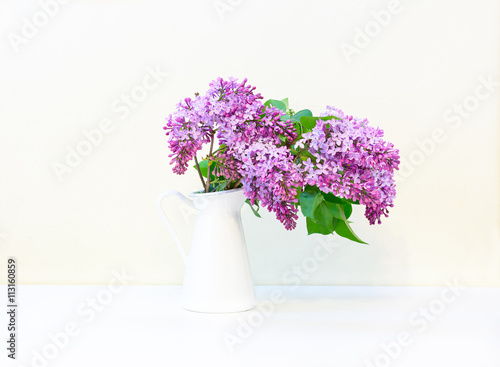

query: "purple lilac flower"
xmin=164 ymin=78 xmax=399 ymax=230
xmin=296 ymin=106 xmax=400 ymax=225
xmin=163 ymin=95 xmax=211 ymax=174
xmin=239 ymin=142 xmax=302 ymax=230
xmin=163 ymin=77 xmax=300 ymax=228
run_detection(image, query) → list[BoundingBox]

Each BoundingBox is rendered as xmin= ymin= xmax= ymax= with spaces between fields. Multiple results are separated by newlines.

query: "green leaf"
xmin=281 ymin=98 xmax=289 ymax=110
xmin=344 ymin=198 xmax=360 ymax=205
xmin=290 ymin=109 xmax=312 ymax=122
xmin=280 ymin=114 xmax=291 ymax=121
xmin=323 ymin=192 xmax=346 ymax=205
xmin=299 ymin=186 xmax=323 ymax=218
xmin=293 ymin=122 xmax=303 ymax=137
xmin=214 ymin=181 xmax=228 ymax=192
xmin=335 ymin=220 xmax=367 ymax=244
xmin=306 ymin=217 xmax=333 ymax=235
xmin=299 ymin=150 xmax=315 ymax=159
xmin=264 ymin=99 xmax=287 ymax=112
xmin=300 ymin=116 xmax=319 ymax=132
xmin=299 ymin=115 xmax=343 ymax=132
xmin=197 ymin=159 xmax=209 ymax=178
xmin=313 ymin=201 xmax=336 ymax=231
xmin=343 ymin=203 xmax=353 ymax=219
xmin=321 ymin=115 xmax=342 ymax=121
xmin=324 ymin=201 xmax=345 ymax=220
xmin=245 ymin=199 xmax=261 ymax=218
xmin=196 ymin=159 xmax=218 ymax=180
xmin=322 ymin=192 xmax=353 ymax=218
xmin=299 ymin=185 xmax=364 ymax=241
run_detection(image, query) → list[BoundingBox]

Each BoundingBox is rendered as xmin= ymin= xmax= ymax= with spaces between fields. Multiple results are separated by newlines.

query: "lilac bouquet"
xmin=163 ymin=77 xmax=400 ymax=243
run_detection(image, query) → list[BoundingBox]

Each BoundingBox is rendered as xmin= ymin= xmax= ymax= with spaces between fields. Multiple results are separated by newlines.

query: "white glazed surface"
xmin=159 ymin=189 xmax=256 ymax=313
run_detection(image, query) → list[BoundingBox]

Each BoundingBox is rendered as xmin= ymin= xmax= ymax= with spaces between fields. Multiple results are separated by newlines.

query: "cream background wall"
xmin=0 ymin=0 xmax=498 ymax=286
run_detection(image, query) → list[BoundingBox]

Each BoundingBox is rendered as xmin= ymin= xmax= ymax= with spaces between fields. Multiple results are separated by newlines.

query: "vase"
xmin=157 ymin=188 xmax=256 ymax=313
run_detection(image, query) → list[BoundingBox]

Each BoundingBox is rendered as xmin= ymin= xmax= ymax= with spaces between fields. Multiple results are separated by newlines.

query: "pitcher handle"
xmin=156 ymin=190 xmax=194 ymax=265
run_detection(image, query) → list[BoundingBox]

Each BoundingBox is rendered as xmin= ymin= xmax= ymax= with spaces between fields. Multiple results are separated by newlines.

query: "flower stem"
xmin=194 ymin=155 xmax=206 ymax=189
xmin=231 ymin=179 xmax=241 ymax=189
xmin=204 ymin=135 xmax=215 ymax=193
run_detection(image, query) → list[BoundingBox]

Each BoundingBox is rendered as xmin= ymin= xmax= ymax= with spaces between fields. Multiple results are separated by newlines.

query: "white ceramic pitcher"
xmin=157 ymin=188 xmax=256 ymax=313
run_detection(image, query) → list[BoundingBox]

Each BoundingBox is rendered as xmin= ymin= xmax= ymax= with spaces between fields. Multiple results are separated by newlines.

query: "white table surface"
xmin=2 ymin=285 xmax=499 ymax=367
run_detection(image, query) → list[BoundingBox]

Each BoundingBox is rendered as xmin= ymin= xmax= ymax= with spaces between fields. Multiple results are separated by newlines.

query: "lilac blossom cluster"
xmin=164 ymin=77 xmax=399 ymax=230
xmin=163 ymin=95 xmax=211 ymax=174
xmin=240 ymin=142 xmax=301 ymax=230
xmin=164 ymin=77 xmax=300 ymax=229
xmin=296 ymin=107 xmax=400 ymax=225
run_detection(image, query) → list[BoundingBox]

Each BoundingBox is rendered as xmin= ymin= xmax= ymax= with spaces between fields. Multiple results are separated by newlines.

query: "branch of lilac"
xmin=193 ymin=155 xmax=205 ymax=188
xmin=162 ymin=77 xmax=400 ymax=241
xmin=204 ymin=134 xmax=215 ymax=193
